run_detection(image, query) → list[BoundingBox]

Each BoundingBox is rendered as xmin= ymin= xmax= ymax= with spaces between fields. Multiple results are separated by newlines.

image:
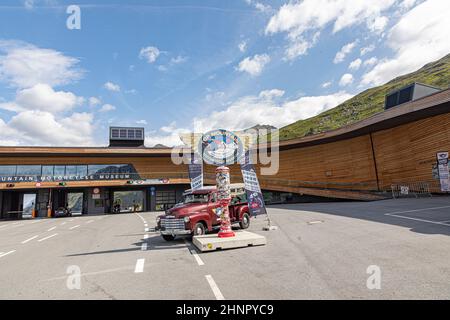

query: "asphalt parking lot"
xmin=1 ymin=196 xmax=450 ymax=299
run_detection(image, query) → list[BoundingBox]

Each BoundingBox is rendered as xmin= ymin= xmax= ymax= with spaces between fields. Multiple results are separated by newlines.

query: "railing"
xmin=391 ymin=182 xmax=432 ymax=199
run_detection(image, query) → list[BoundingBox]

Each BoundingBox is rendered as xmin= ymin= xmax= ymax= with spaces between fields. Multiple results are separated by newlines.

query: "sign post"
xmin=437 ymin=152 xmax=450 ymax=192
xmin=216 ymin=166 xmax=235 ymax=238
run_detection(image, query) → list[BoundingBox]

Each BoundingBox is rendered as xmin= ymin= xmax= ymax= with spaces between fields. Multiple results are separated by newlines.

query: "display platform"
xmin=193 ymin=230 xmax=266 ymax=252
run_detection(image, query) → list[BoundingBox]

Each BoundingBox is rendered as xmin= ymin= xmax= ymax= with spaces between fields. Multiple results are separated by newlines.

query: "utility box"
xmin=385 ymin=83 xmax=441 ymax=110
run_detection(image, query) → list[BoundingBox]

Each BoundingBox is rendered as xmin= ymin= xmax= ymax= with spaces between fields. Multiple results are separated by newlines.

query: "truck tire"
xmin=239 ymin=213 xmax=250 ymax=229
xmin=162 ymin=234 xmax=176 ymax=241
xmin=193 ymin=222 xmax=206 ymax=236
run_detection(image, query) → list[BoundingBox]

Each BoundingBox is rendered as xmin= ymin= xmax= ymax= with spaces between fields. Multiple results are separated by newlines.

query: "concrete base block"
xmin=193 ymin=231 xmax=266 ymax=252
xmin=262 ymin=225 xmax=278 ymax=231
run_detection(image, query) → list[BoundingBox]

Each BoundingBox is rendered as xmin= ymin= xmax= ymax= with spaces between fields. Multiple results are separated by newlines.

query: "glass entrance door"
xmin=67 ymin=192 xmax=83 ymax=216
xmin=113 ymin=191 xmax=144 ymax=213
xmin=22 ymin=194 xmax=36 ymax=219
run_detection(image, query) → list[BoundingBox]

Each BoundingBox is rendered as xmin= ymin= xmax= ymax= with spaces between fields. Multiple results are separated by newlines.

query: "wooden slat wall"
xmin=372 ymin=112 xmax=450 ymax=191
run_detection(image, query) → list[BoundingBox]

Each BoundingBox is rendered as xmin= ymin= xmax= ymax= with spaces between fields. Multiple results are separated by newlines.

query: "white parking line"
xmin=22 ymin=235 xmax=39 ymax=244
xmin=385 ymin=205 xmax=450 ymax=215
xmin=60 ymin=222 xmax=67 ymax=226
xmin=386 ymin=213 xmax=450 ymax=226
xmin=86 ymin=220 xmax=94 ymax=224
xmin=144 ymin=234 xmax=149 ymax=240
xmin=134 ymin=258 xmax=145 ymax=273
xmin=69 ymin=225 xmax=80 ymax=230
xmin=205 ymin=275 xmax=224 ymax=300
xmin=141 ymin=243 xmax=148 ymax=251
xmin=38 ymin=233 xmax=58 ymax=242
xmin=47 ymin=226 xmax=56 ymax=232
xmin=190 ymin=249 xmax=204 ymax=266
xmin=0 ymin=250 xmax=16 ymax=258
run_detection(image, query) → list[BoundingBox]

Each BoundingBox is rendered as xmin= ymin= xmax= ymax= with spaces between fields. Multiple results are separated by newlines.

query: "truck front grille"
xmin=161 ymin=218 xmax=185 ymax=230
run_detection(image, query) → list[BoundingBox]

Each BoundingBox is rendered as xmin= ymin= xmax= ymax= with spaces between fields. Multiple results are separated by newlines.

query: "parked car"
xmin=156 ymin=185 xmax=250 ymax=241
xmin=54 ymin=207 xmax=71 ymax=218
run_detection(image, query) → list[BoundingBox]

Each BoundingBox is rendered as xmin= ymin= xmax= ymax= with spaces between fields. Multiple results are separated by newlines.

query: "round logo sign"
xmin=93 ymin=188 xmax=100 ymax=194
xmin=199 ymin=129 xmax=244 ymax=166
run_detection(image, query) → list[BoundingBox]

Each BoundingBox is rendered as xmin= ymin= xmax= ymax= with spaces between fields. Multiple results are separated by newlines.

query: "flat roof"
xmin=0 ymin=88 xmax=449 ymax=155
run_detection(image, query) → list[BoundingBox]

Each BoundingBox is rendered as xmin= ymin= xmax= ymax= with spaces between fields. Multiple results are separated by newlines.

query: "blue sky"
xmin=0 ymin=0 xmax=449 ymax=146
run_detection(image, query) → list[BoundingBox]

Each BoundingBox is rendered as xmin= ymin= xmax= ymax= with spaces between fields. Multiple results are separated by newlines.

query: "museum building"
xmin=1 ymin=83 xmax=450 ymax=219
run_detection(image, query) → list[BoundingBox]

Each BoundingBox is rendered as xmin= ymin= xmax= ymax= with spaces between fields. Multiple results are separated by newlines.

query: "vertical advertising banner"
xmin=239 ymin=151 xmax=267 ymax=217
xmin=436 ymin=152 xmax=450 ymax=192
xmin=188 ymin=153 xmax=203 ymax=191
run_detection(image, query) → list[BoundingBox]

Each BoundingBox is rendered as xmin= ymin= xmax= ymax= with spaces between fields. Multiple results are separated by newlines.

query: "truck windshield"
xmin=183 ymin=193 xmax=209 ymax=204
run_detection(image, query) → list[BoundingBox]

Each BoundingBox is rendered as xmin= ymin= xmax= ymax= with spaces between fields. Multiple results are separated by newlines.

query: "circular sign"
xmin=199 ymin=129 xmax=244 ymax=166
xmin=93 ymin=188 xmax=100 ymax=194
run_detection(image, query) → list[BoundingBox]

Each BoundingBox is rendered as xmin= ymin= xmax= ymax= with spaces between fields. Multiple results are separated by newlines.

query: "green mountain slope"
xmin=279 ymin=53 xmax=450 ymax=141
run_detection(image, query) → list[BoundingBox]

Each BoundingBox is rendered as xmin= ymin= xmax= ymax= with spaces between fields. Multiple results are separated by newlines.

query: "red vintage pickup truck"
xmin=156 ymin=186 xmax=250 ymax=241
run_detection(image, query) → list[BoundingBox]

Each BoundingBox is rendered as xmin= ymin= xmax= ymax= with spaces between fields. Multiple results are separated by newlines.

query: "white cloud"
xmin=334 ymin=41 xmax=357 ymax=64
xmin=170 ymin=55 xmax=188 ymax=64
xmin=3 ymin=111 xmax=94 ymax=146
xmin=24 ymin=0 xmax=34 ymax=10
xmin=259 ymin=89 xmax=285 ymax=99
xmin=99 ymin=104 xmax=116 ymax=112
xmin=362 ymin=0 xmax=450 ymax=86
xmin=284 ymin=32 xmax=320 ymax=61
xmin=238 ymin=40 xmax=247 ymax=53
xmin=139 ymin=46 xmax=160 ymax=63
xmin=0 ymin=41 xmax=83 ymax=88
xmin=363 ymin=57 xmax=378 ymax=67
xmin=237 ymin=54 xmax=270 ymax=76
xmin=339 ymin=73 xmax=354 ymax=86
xmin=264 ymin=1 xmax=402 ymax=61
xmin=89 ymin=97 xmax=101 ymax=107
xmin=0 ymin=83 xmax=83 ymax=113
xmin=136 ymin=119 xmax=147 ymax=125
xmin=266 ymin=0 xmax=396 ymax=36
xmin=349 ymin=58 xmax=362 ymax=71
xmin=321 ymin=81 xmax=332 ymax=88
xmin=367 ymin=16 xmax=389 ymax=33
xmin=193 ymin=90 xmax=353 ymax=133
xmin=245 ymin=0 xmax=272 ymax=13
xmin=103 ymin=81 xmax=120 ymax=92
xmin=399 ymin=0 xmax=419 ymax=10
xmin=360 ymin=44 xmax=375 ymax=56
xmin=0 ymin=41 xmax=95 ymax=146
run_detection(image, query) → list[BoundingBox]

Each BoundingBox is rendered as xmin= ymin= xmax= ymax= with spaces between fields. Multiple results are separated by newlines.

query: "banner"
xmin=437 ymin=152 xmax=450 ymax=192
xmin=188 ymin=153 xmax=203 ymax=191
xmin=239 ymin=151 xmax=267 ymax=217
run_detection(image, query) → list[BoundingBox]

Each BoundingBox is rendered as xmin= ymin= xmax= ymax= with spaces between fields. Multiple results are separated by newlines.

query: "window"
xmin=54 ymin=166 xmax=65 ymax=176
xmin=42 ymin=166 xmax=54 ymax=176
xmin=111 ymin=129 xmax=119 ymax=138
xmin=77 ymin=165 xmax=88 ymax=176
xmin=0 ymin=165 xmax=16 ymax=176
xmin=16 ymin=165 xmax=41 ymax=176
xmin=65 ymin=165 xmax=77 ymax=176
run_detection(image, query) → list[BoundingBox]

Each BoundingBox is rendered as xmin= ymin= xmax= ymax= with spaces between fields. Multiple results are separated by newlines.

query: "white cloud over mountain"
xmin=361 ymin=0 xmax=450 ymax=86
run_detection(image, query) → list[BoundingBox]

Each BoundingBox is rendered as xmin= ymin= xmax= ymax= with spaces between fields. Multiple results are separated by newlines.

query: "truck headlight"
xmin=183 ymin=216 xmax=190 ymax=223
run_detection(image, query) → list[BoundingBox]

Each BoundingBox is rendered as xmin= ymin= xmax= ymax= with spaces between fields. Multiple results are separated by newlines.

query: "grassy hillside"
xmin=279 ymin=53 xmax=450 ymax=141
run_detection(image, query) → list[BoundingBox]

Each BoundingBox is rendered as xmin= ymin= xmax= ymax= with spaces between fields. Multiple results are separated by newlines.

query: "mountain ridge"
xmin=278 ymin=53 xmax=450 ymax=141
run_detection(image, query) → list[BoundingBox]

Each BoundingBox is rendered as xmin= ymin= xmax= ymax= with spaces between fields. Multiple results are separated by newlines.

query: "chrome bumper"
xmin=160 ymin=229 xmax=192 ymax=235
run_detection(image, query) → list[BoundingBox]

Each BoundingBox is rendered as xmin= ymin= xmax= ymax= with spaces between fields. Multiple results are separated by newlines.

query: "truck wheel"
xmin=193 ymin=222 xmax=206 ymax=236
xmin=162 ymin=234 xmax=176 ymax=241
xmin=239 ymin=213 xmax=250 ymax=229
